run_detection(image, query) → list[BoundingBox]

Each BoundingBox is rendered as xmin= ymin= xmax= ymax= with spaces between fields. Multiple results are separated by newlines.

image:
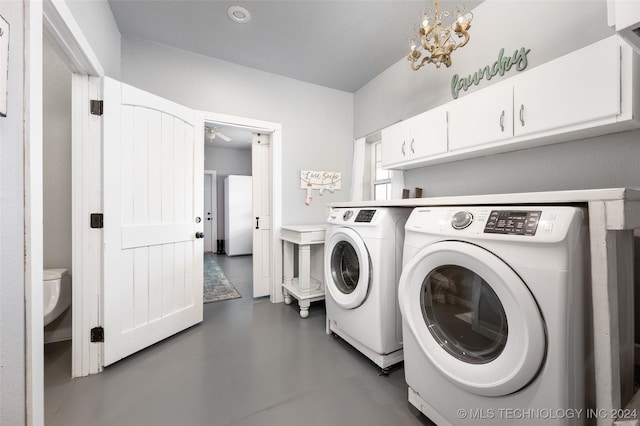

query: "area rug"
xmin=204 ymin=254 xmax=241 ymax=303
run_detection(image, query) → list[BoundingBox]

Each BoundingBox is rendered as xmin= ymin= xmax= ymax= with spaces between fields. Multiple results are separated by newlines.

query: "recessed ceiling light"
xmin=227 ymin=6 xmax=251 ymax=24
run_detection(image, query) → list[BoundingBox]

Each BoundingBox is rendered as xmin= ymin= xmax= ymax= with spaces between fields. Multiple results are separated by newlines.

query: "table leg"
xmin=298 ymin=243 xmax=311 ymax=292
xmin=283 ymin=240 xmax=294 ymax=301
xmin=299 ymin=299 xmax=310 ymax=318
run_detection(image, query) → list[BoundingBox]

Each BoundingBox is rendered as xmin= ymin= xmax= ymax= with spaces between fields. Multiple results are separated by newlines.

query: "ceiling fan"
xmin=205 ymin=126 xmax=231 ymax=142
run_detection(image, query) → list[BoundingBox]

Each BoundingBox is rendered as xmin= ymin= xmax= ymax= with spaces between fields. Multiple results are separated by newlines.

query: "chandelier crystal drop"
xmin=407 ymin=0 xmax=473 ymax=70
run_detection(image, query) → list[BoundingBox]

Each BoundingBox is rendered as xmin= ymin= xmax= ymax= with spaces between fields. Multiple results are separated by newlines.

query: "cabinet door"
xmin=381 ymin=120 xmax=409 ymax=167
xmin=514 ymin=36 xmax=620 ymax=138
xmin=408 ymin=106 xmax=448 ymax=158
xmin=449 ymin=82 xmax=513 ymax=151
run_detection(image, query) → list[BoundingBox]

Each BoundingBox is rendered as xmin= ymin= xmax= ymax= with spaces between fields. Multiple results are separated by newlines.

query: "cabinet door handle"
xmin=255 ymin=217 xmax=260 ymax=230
xmin=410 ymin=138 xmax=415 ymax=154
xmin=519 ymin=104 xmax=525 ymax=127
xmin=499 ymin=110 xmax=505 ymax=132
xmin=401 ymin=141 xmax=406 ymax=156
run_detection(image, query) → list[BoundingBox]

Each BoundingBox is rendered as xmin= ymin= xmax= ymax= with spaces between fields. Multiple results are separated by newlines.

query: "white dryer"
xmin=398 ymin=206 xmax=590 ymax=425
xmin=325 ymin=207 xmax=412 ymax=371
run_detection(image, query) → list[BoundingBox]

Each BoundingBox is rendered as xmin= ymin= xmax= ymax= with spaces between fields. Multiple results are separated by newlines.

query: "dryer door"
xmin=399 ymin=240 xmax=545 ymax=397
xmin=325 ymin=228 xmax=371 ymax=309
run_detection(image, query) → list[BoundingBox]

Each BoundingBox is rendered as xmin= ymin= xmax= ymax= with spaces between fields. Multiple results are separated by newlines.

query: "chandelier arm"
xmin=421 ymin=27 xmax=434 ymax=49
xmin=409 ymin=55 xmax=430 ymax=71
xmin=456 ymin=31 xmax=471 ymax=49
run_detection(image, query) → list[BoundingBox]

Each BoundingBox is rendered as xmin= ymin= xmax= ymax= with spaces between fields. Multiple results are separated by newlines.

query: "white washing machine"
xmin=398 ymin=206 xmax=590 ymax=425
xmin=324 ymin=207 xmax=412 ymax=370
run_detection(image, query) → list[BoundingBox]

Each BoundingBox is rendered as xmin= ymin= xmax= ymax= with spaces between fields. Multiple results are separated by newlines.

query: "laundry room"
xmin=3 ymin=0 xmax=640 ymax=425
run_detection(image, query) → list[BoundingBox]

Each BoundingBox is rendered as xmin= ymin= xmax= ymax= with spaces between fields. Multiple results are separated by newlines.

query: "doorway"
xmin=203 ymin=121 xmax=270 ymax=298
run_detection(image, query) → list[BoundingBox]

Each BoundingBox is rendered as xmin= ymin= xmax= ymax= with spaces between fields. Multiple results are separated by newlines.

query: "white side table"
xmin=280 ymin=224 xmax=326 ymax=318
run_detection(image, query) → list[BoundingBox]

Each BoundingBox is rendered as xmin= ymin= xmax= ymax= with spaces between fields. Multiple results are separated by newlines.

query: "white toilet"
xmin=43 ymin=268 xmax=71 ymax=326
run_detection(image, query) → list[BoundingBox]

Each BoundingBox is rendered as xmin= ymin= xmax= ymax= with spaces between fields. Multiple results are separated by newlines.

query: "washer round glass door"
xmin=325 ymin=228 xmax=370 ymax=309
xmin=398 ymin=240 xmax=545 ymax=397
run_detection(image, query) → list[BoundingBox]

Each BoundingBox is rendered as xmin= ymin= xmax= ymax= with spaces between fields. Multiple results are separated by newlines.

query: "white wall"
xmin=121 ymin=37 xmax=354 ymax=225
xmin=0 ymin=1 xmax=26 ymax=423
xmin=204 ymin=145 xmax=252 ymax=238
xmin=65 ymin=0 xmax=121 ymax=78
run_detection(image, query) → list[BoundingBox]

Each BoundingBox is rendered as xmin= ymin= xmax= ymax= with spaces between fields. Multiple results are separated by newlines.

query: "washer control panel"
xmin=354 ymin=209 xmax=376 ymax=223
xmin=483 ymin=210 xmax=541 ymax=236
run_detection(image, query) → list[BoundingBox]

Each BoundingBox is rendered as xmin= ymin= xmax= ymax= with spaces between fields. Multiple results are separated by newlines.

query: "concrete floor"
xmin=44 ymin=254 xmax=433 ymax=426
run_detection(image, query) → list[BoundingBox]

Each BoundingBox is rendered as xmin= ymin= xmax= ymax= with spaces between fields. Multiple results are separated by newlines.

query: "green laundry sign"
xmin=451 ymin=47 xmax=531 ymax=99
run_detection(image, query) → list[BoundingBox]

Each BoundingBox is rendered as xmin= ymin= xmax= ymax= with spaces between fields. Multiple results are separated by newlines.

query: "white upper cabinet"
xmin=380 ymin=35 xmax=640 ymax=170
xmin=513 ymin=36 xmax=620 ymax=138
xmin=381 ymin=106 xmax=447 ymax=168
xmin=381 ymin=120 xmax=409 ymax=167
xmin=449 ymin=81 xmax=513 ymax=151
xmin=408 ymin=106 xmax=448 ymax=158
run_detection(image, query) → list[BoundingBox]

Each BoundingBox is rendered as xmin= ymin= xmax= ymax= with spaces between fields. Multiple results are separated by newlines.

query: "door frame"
xmin=204 ymin=170 xmax=217 ymax=253
xmin=31 ymin=0 xmax=106 ymax=422
xmin=202 ymin=111 xmax=283 ymax=303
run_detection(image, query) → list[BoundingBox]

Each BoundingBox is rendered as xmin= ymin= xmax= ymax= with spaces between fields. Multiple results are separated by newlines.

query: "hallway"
xmin=44 ymin=254 xmax=430 ymax=425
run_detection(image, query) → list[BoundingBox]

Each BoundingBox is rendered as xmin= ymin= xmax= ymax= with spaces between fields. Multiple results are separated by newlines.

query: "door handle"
xmin=410 ymin=138 xmax=415 ymax=154
xmin=401 ymin=141 xmax=406 ymax=156
xmin=519 ymin=104 xmax=525 ymax=127
xmin=500 ymin=110 xmax=505 ymax=132
xmin=195 ymin=231 xmax=204 ymax=239
xmin=255 ymin=217 xmax=260 ymax=230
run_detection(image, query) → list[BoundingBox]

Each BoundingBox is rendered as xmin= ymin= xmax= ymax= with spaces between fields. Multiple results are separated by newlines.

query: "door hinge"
xmin=91 ymin=327 xmax=104 ymax=343
xmin=90 ymin=213 xmax=104 ymax=229
xmin=90 ymin=100 xmax=103 ymax=116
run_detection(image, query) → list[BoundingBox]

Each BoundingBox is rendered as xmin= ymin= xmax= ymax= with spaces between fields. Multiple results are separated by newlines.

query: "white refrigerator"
xmin=224 ymin=175 xmax=253 ymax=256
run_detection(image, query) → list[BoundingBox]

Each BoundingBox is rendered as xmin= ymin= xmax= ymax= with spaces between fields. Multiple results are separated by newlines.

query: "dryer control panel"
xmin=484 ymin=210 xmax=541 ymax=236
xmin=354 ymin=209 xmax=376 ymax=223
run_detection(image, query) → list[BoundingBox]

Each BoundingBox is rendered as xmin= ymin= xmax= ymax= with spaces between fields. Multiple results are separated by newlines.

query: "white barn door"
xmin=103 ymin=77 xmax=204 ymax=366
xmin=252 ymin=133 xmax=272 ymax=297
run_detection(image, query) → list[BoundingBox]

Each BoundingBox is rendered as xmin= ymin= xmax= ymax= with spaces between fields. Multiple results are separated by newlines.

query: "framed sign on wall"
xmin=0 ymin=14 xmax=8 ymax=117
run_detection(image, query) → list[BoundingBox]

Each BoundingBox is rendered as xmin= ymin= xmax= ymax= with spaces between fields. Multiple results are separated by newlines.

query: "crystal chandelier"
xmin=407 ymin=0 xmax=473 ymax=70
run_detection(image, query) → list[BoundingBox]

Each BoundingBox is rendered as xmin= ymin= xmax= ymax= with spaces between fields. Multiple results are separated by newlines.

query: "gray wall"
xmin=355 ymin=0 xmax=613 ymax=139
xmin=354 ymin=0 xmax=640 ymax=198
xmin=66 ymin=0 xmax=121 ymax=78
xmin=121 ymin=36 xmax=354 ymax=225
xmin=0 ymin=1 xmax=26 ymax=423
xmin=204 ymin=145 xmax=252 ymax=238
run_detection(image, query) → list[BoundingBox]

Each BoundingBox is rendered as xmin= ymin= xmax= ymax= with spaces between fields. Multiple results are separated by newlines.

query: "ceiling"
xmin=205 ymin=123 xmax=253 ymax=150
xmin=108 ymin=0 xmax=483 ymax=93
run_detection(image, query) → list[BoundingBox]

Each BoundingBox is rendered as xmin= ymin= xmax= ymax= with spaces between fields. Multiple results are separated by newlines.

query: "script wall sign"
xmin=451 ymin=47 xmax=531 ymax=99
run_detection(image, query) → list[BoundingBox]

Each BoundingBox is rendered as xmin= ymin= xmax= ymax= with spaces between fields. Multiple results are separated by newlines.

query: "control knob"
xmin=343 ymin=210 xmax=353 ymax=221
xmin=451 ymin=211 xmax=473 ymax=230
